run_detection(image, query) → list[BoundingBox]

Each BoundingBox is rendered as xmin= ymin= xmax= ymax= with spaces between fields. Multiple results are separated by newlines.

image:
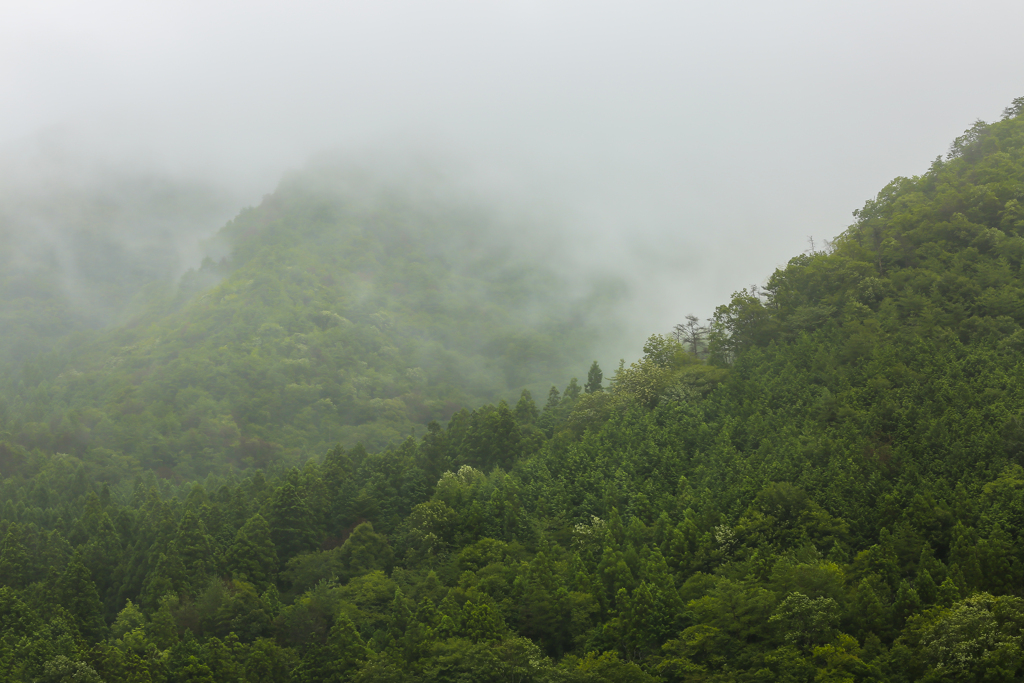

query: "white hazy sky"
xmin=2 ymin=0 xmax=1023 ymax=352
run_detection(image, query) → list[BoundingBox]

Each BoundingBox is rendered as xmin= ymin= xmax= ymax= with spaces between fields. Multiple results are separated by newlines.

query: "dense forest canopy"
xmin=0 ymin=98 xmax=1023 ymax=681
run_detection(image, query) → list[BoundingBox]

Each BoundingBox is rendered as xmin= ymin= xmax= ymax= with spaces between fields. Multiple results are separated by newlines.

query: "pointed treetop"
xmin=585 ymin=361 xmax=603 ymax=394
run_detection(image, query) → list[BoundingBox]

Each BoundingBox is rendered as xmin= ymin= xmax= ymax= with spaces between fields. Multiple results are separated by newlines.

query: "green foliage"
xmin=224 ymin=514 xmax=279 ymax=591
xmin=585 ymin=362 xmax=604 ymax=394
xmin=56 ymin=556 xmax=106 ymax=641
xmin=295 ymin=612 xmax=367 ymax=683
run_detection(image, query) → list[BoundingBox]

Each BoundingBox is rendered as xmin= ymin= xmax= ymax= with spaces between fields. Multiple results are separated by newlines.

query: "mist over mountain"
xmin=0 ymin=138 xmax=242 ymax=368
xmin=7 ymin=2 xmax=1020 ymax=347
xmin=0 ymin=155 xmax=622 ymax=478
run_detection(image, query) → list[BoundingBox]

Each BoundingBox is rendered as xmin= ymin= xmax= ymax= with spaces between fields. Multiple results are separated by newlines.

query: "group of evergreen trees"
xmin=0 ymin=98 xmax=1023 ymax=681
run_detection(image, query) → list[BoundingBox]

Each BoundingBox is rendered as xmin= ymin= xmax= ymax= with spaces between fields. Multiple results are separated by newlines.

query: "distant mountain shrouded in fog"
xmin=0 ymin=160 xmax=617 ymax=478
xmin=0 ymin=143 xmax=241 ymax=368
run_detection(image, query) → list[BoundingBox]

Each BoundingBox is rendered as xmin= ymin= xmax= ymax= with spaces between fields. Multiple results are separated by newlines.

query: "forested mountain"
xmin=0 ymin=99 xmax=1023 ymax=682
xmin=0 ymin=163 xmax=609 ymax=480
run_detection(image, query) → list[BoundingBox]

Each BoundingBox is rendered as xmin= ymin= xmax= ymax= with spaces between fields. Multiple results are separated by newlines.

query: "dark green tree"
xmin=585 ymin=361 xmax=604 ymax=394
xmin=296 ymin=612 xmax=368 ymax=683
xmin=268 ymin=481 xmax=319 ymax=564
xmin=223 ymin=514 xmax=278 ymax=591
xmin=514 ymin=389 xmax=539 ymax=423
xmin=0 ymin=523 xmax=31 ymax=589
xmin=55 ymin=554 xmax=106 ymax=641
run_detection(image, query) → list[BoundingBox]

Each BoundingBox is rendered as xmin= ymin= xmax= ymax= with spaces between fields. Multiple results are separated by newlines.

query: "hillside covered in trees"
xmin=0 ymin=98 xmax=1023 ymax=681
xmin=0 ymin=163 xmax=611 ymax=480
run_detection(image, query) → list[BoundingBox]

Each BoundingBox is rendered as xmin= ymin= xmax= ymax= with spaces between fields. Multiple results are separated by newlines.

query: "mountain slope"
xmin=0 ymin=164 xmax=611 ymax=478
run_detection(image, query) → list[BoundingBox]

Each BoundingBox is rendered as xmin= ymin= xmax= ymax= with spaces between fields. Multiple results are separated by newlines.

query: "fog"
xmin=3 ymin=0 xmax=1024 ymax=355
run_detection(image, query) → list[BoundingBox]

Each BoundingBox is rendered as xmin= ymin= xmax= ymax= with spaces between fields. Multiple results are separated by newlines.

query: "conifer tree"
xmin=916 ymin=569 xmax=938 ymax=605
xmin=620 ymin=581 xmax=660 ymax=659
xmin=514 ymin=549 xmax=568 ymax=655
xmin=110 ymin=599 xmax=146 ymax=640
xmin=202 ymin=636 xmax=244 ymax=682
xmin=55 ymin=555 xmax=106 ymax=641
xmin=82 ymin=512 xmax=122 ymax=604
xmin=543 ymin=386 xmax=560 ymax=411
xmin=537 ymin=386 xmax=562 ymax=436
xmin=405 ymin=597 xmax=439 ymax=662
xmin=223 ymin=514 xmax=278 ymax=591
xmin=597 ymin=546 xmax=635 ymax=610
xmin=268 ymin=481 xmax=319 ymax=563
xmin=141 ymin=552 xmax=187 ymax=608
xmin=297 ymin=612 xmax=369 ymax=683
xmin=0 ymin=523 xmax=30 ymax=589
xmin=0 ymin=586 xmax=41 ymax=638
xmin=892 ymin=579 xmax=921 ymax=628
xmin=147 ymin=597 xmax=179 ymax=650
xmin=172 ymin=508 xmax=215 ymax=582
xmin=563 ymin=378 xmax=581 ymax=401
xmin=916 ymin=543 xmax=947 ymax=586
xmin=514 ymin=389 xmax=539 ymax=423
xmin=585 ymin=361 xmax=604 ymax=394
xmin=460 ymin=402 xmax=522 ymax=472
xmin=936 ymin=575 xmax=961 ymax=607
xmin=851 ymin=578 xmax=890 ymax=640
xmin=388 ymin=588 xmax=412 ymax=642
xmin=949 ymin=522 xmax=983 ymax=591
xmin=981 ymin=524 xmax=1016 ymax=594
